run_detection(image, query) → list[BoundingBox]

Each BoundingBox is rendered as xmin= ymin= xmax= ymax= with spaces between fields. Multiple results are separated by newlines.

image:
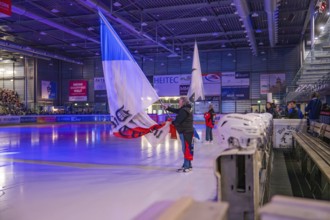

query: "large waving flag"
xmin=99 ymin=11 xmax=169 ymax=144
xmin=187 ymin=41 xmax=205 ymax=101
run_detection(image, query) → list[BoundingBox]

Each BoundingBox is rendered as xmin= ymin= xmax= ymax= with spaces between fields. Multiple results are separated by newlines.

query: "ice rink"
xmin=0 ymin=123 xmax=225 ymax=220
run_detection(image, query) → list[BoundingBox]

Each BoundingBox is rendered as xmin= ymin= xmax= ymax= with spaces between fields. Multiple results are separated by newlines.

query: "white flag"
xmin=187 ymin=41 xmax=205 ymax=101
xmin=99 ymin=11 xmax=163 ymax=140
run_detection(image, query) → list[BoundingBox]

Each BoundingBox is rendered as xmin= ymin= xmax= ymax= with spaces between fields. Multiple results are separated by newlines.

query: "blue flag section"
xmin=99 ymin=12 xmax=132 ymax=61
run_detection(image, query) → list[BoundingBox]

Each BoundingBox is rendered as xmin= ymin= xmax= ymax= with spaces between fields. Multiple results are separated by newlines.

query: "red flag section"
xmin=113 ymin=122 xmax=166 ymax=139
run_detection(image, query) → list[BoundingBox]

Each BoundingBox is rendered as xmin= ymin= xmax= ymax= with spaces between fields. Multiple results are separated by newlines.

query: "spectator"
xmin=305 ymin=92 xmax=323 ymax=122
xmin=286 ymin=101 xmax=302 ymax=119
xmin=266 ymin=102 xmax=277 ymax=118
xmin=204 ymin=104 xmax=215 ymax=144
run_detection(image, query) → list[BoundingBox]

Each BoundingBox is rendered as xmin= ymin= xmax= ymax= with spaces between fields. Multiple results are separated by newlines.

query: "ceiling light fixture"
xmin=201 ymin=17 xmax=208 ymax=22
xmin=251 ymin=12 xmax=259 ymax=17
xmin=113 ymin=2 xmax=122 ymax=7
xmin=141 ymin=22 xmax=147 ymax=26
xmin=51 ymin=9 xmax=59 ymax=13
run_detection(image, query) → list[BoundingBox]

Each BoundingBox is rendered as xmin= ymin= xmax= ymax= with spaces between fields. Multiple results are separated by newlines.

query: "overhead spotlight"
xmin=201 ymin=17 xmax=208 ymax=22
xmin=70 ymin=43 xmax=77 ymax=46
xmin=141 ymin=22 xmax=147 ymax=26
xmin=113 ymin=1 xmax=122 ymax=7
xmin=160 ymin=36 xmax=166 ymax=40
xmin=259 ymin=42 xmax=264 ymax=46
xmin=251 ymin=12 xmax=259 ymax=17
xmin=221 ymin=44 xmax=226 ymax=48
xmin=51 ymin=8 xmax=59 ymax=13
xmin=87 ymin=27 xmax=94 ymax=31
xmin=227 ymin=53 xmax=232 ymax=57
xmin=40 ymin=31 xmax=47 ymax=35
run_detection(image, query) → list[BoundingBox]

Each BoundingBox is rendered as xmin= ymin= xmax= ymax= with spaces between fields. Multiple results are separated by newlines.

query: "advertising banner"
xmin=69 ymin=80 xmax=88 ymax=101
xmin=20 ymin=116 xmax=37 ymax=123
xmin=273 ymin=119 xmax=306 ymax=148
xmin=37 ymin=116 xmax=56 ymax=123
xmin=154 ymin=73 xmax=221 ymax=97
xmin=41 ymin=81 xmax=56 ymax=99
xmin=0 ymin=116 xmax=20 ymax=124
xmin=260 ymin=73 xmax=286 ymax=94
xmin=56 ymin=116 xmax=72 ymax=122
xmin=94 ymin=77 xmax=106 ymax=90
xmin=94 ymin=77 xmax=107 ymax=102
xmin=154 ymin=75 xmax=181 ymax=96
xmin=202 ymin=72 xmax=221 ymax=95
xmin=0 ymin=0 xmax=11 ymax=17
xmin=221 ymin=72 xmax=250 ymax=100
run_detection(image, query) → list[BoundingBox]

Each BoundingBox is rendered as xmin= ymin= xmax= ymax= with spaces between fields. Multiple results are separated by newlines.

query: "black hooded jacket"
xmin=166 ymin=104 xmax=193 ymax=134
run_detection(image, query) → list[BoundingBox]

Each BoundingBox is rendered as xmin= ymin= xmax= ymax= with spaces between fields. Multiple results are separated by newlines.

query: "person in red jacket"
xmin=204 ymin=104 xmax=215 ymax=144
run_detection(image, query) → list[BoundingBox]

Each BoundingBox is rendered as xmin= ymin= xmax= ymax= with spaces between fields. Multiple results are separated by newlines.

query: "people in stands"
xmin=0 ymin=88 xmax=25 ymax=115
xmin=305 ymin=92 xmax=322 ymax=122
xmin=266 ymin=102 xmax=278 ymax=118
xmin=286 ymin=101 xmax=303 ymax=119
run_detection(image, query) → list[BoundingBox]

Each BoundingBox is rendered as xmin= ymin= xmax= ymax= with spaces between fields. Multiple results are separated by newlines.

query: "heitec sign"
xmin=69 ymin=80 xmax=88 ymax=101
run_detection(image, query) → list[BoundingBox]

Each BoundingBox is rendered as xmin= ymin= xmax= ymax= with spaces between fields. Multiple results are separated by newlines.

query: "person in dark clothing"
xmin=305 ymin=92 xmax=322 ymax=122
xmin=305 ymin=92 xmax=322 ymax=132
xmin=204 ymin=104 xmax=215 ymax=143
xmin=286 ymin=101 xmax=304 ymax=119
xmin=266 ymin=102 xmax=277 ymax=118
xmin=162 ymin=96 xmax=194 ymax=173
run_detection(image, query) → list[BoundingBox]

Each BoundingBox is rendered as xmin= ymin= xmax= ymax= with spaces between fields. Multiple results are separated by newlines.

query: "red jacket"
xmin=204 ymin=112 xmax=214 ymax=128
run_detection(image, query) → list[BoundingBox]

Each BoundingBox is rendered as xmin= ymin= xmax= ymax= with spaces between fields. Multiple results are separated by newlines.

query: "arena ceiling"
xmin=0 ymin=0 xmax=328 ymax=64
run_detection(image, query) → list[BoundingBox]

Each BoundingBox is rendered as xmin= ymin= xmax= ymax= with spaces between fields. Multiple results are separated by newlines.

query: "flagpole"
xmin=159 ymin=99 xmax=173 ymax=120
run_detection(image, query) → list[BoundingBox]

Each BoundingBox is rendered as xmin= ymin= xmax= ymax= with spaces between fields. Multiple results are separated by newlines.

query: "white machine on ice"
xmin=215 ymin=113 xmax=273 ymax=150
